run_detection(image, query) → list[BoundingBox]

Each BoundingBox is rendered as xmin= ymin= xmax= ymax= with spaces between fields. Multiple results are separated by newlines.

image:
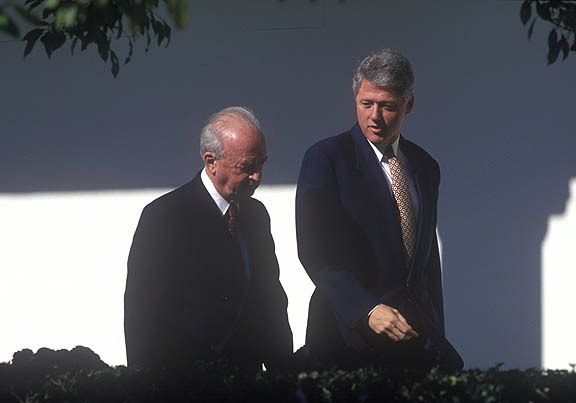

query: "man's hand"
xmin=368 ymin=304 xmax=419 ymax=341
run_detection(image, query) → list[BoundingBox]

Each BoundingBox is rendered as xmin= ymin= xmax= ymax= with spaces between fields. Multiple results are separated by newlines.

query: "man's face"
xmin=355 ymin=80 xmax=414 ymax=145
xmin=205 ymin=121 xmax=267 ymax=203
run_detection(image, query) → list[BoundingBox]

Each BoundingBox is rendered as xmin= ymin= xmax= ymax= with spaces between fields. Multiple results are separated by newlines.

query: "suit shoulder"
xmin=140 ymin=180 xmax=198 ymax=222
xmin=244 ymin=197 xmax=271 ymax=219
xmin=143 ymin=183 xmax=185 ymax=210
xmin=402 ymin=138 xmax=440 ymax=171
xmin=305 ymin=130 xmax=354 ymax=159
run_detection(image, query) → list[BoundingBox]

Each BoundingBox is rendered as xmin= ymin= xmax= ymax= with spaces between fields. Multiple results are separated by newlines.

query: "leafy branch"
xmin=520 ymin=0 xmax=576 ymax=65
xmin=0 ymin=0 xmax=189 ymax=77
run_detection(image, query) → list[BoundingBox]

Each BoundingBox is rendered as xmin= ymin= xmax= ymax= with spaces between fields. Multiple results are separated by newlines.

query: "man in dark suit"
xmin=296 ymin=50 xmax=463 ymax=371
xmin=125 ymin=106 xmax=293 ymax=372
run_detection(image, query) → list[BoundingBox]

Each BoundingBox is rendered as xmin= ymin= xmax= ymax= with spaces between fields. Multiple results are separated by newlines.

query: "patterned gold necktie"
xmin=384 ymin=147 xmax=417 ymax=265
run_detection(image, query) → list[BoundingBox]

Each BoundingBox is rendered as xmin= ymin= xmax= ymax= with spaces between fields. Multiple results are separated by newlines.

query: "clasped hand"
xmin=368 ymin=304 xmax=419 ymax=342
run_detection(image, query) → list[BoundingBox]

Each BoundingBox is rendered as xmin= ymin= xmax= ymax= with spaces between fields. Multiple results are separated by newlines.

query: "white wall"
xmin=0 ymin=186 xmax=315 ymax=366
xmin=542 ymin=178 xmax=576 ymax=370
xmin=2 ymin=180 xmax=575 ymax=369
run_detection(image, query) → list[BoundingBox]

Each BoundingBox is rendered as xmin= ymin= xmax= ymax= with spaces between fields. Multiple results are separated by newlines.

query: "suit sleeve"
xmin=124 ymin=205 xmax=205 ymax=368
xmin=125 ymin=204 xmax=179 ymax=367
xmin=425 ymin=163 xmax=446 ymax=335
xmin=296 ymin=145 xmax=380 ymax=329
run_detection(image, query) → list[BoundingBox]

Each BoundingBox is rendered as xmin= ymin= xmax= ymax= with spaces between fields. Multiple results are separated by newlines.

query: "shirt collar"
xmin=201 ymin=168 xmax=230 ymax=216
xmin=366 ymin=134 xmax=401 ymax=162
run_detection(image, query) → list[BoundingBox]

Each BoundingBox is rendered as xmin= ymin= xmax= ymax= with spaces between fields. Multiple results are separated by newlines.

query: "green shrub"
xmin=1 ymin=347 xmax=575 ymax=402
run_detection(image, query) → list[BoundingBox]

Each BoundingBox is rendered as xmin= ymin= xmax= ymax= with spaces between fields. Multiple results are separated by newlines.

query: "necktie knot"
xmin=383 ymin=145 xmax=395 ymax=161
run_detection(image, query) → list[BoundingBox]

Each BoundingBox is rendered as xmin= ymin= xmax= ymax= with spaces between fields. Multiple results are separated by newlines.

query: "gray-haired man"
xmin=296 ymin=50 xmax=463 ymax=370
xmin=125 ymin=106 xmax=293 ymax=372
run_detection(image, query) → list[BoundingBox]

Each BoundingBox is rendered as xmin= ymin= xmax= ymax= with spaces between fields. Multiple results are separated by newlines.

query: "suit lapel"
xmin=350 ymin=125 xmax=404 ymax=242
xmin=350 ymin=127 xmax=432 ymax=275
xmin=181 ymin=173 xmax=246 ymax=278
xmin=398 ymin=137 xmax=430 ymax=275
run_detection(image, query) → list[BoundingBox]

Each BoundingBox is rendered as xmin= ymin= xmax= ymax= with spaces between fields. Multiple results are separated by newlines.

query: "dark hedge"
xmin=1 ymin=347 xmax=575 ymax=402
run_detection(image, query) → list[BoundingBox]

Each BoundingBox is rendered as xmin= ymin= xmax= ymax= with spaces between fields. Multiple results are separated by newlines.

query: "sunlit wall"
xmin=542 ymin=178 xmax=576 ymax=370
xmin=0 ymin=186 xmax=315 ymax=366
xmin=2 ymin=180 xmax=575 ymax=368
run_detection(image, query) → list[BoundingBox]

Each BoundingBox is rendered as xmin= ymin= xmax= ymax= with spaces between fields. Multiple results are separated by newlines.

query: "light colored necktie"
xmin=384 ymin=147 xmax=417 ymax=266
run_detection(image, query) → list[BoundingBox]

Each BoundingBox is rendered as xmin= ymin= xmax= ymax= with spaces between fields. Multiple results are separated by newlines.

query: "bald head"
xmin=200 ymin=106 xmax=262 ymax=159
xmin=201 ymin=107 xmax=267 ymax=202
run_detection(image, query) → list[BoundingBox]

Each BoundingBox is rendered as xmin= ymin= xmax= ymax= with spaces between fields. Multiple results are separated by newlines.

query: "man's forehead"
xmin=221 ymin=131 xmax=266 ymax=159
xmin=357 ymin=82 xmax=404 ymax=101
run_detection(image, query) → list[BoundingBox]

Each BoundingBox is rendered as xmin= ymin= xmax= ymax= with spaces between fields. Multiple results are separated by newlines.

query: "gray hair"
xmin=352 ymin=49 xmax=415 ymax=101
xmin=199 ymin=106 xmax=261 ymax=158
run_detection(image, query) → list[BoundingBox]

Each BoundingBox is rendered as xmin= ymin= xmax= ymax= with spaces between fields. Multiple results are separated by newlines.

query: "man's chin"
xmin=366 ymin=129 xmax=398 ymax=145
xmin=236 ymin=187 xmax=258 ymax=201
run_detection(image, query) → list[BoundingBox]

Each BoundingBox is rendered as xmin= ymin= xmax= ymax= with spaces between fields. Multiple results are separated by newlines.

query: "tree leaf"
xmin=40 ymin=30 xmax=65 ymax=58
xmin=520 ymin=0 xmax=532 ymax=25
xmin=95 ymin=31 xmax=109 ymax=61
xmin=559 ymin=35 xmax=569 ymax=60
xmin=0 ymin=9 xmax=20 ymax=38
xmin=536 ymin=2 xmax=551 ymax=20
xmin=152 ymin=20 xmax=167 ymax=47
xmin=116 ymin=18 xmax=123 ymax=39
xmin=80 ymin=34 xmax=89 ymax=51
xmin=53 ymin=30 xmax=66 ymax=50
xmin=165 ymin=0 xmax=189 ymax=29
xmin=45 ymin=0 xmax=60 ymax=10
xmin=22 ymin=28 xmax=45 ymax=57
xmin=70 ymin=37 xmax=78 ymax=54
xmin=110 ymin=49 xmax=119 ymax=78
xmin=547 ymin=30 xmax=561 ymax=64
xmin=127 ymin=5 xmax=146 ymax=35
xmin=527 ymin=18 xmax=536 ymax=39
xmin=163 ymin=22 xmax=171 ymax=47
xmin=571 ymin=37 xmax=576 ymax=52
xmin=124 ymin=40 xmax=133 ymax=64
xmin=25 ymin=0 xmax=45 ymax=11
xmin=548 ymin=28 xmax=558 ymax=49
xmin=55 ymin=5 xmax=78 ymax=29
xmin=42 ymin=7 xmax=54 ymax=19
xmin=40 ymin=31 xmax=55 ymax=58
xmin=14 ymin=5 xmax=49 ymax=26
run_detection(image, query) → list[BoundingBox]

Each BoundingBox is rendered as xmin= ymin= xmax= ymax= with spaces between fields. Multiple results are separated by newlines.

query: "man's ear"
xmin=204 ymin=152 xmax=217 ymax=175
xmin=406 ymin=95 xmax=415 ymax=115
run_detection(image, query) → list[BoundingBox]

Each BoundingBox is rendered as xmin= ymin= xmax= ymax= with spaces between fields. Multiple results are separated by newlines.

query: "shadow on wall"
xmin=1 ymin=0 xmax=575 ymax=370
xmin=438 ymin=132 xmax=576 ymax=369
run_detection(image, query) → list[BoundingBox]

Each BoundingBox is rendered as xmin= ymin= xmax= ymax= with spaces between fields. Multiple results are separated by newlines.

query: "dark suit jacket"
xmin=124 ymin=172 xmax=293 ymax=371
xmin=296 ymin=124 xmax=463 ymax=370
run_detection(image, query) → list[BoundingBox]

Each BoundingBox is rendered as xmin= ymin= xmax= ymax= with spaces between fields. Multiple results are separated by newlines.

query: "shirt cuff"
xmin=367 ymin=304 xmax=380 ymax=317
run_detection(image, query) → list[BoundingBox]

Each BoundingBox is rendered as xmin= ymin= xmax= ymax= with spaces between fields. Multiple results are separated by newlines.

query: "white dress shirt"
xmin=201 ymin=168 xmax=233 ymax=215
xmin=365 ymin=135 xmax=420 ymax=219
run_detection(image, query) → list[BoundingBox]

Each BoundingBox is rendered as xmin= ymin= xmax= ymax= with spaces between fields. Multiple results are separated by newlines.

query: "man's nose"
xmin=249 ymin=169 xmax=262 ymax=182
xmin=369 ymin=105 xmax=381 ymax=121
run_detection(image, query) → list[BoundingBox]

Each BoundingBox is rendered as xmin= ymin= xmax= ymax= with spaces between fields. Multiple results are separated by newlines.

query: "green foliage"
xmin=520 ymin=0 xmax=576 ymax=64
xmin=1 ymin=347 xmax=576 ymax=402
xmin=0 ymin=0 xmax=188 ymax=77
xmin=0 ymin=6 xmax=22 ymax=37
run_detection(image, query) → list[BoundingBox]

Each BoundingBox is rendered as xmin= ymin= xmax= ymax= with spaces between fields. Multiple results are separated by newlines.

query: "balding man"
xmin=124 ymin=107 xmax=293 ymax=372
